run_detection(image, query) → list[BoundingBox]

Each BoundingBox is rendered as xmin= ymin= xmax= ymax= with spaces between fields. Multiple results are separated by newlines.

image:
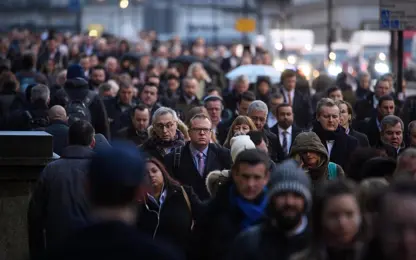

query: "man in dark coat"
xmin=279 ymin=69 xmax=313 ymax=129
xmin=355 ymin=95 xmax=396 ymax=147
xmin=165 ymin=114 xmax=232 ymax=200
xmin=45 ymin=142 xmax=182 ymax=260
xmin=104 ymin=82 xmax=136 ymax=136
xmin=354 ymin=77 xmax=391 ymax=121
xmin=1 ymin=84 xmax=50 ymax=130
xmin=220 ymin=44 xmax=240 ymax=73
xmin=229 ymin=160 xmax=311 ymax=260
xmin=313 ymin=98 xmax=358 ymax=170
xmin=28 ymin=120 xmax=96 ymax=260
xmin=248 ymin=100 xmax=279 ymax=162
xmin=270 ymin=104 xmax=303 ymax=162
xmin=53 ymin=66 xmax=110 ymax=139
xmin=116 ymin=104 xmax=150 ymax=145
xmin=190 ymin=149 xmax=270 ymax=260
xmin=45 ymin=105 xmax=69 ymax=155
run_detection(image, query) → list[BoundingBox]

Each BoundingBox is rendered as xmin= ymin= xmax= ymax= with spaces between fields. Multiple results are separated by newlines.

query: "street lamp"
xmin=119 ymin=0 xmax=129 ymax=8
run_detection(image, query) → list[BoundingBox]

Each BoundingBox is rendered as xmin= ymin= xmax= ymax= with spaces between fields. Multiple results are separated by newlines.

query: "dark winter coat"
xmin=137 ymin=185 xmax=202 ymax=255
xmin=27 ymin=145 xmax=94 ymax=260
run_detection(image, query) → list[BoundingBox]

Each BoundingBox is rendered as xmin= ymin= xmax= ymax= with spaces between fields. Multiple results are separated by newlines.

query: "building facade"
xmin=287 ymin=0 xmax=379 ymax=43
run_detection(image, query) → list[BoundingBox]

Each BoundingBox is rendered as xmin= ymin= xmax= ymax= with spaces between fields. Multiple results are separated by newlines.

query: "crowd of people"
xmin=0 ymin=30 xmax=416 ymax=260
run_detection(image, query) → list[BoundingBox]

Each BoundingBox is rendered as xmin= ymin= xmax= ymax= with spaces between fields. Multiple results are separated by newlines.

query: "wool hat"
xmin=67 ymin=64 xmax=85 ymax=80
xmin=268 ymin=159 xmax=313 ymax=212
xmin=230 ymin=135 xmax=256 ymax=163
xmin=89 ymin=141 xmax=146 ymax=187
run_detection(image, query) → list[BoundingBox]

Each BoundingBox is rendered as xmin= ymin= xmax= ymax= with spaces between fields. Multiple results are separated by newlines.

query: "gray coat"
xmin=28 ymin=145 xmax=94 ymax=260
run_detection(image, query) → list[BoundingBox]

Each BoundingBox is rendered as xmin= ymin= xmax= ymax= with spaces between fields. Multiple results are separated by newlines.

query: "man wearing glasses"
xmin=165 ymin=114 xmax=232 ymax=200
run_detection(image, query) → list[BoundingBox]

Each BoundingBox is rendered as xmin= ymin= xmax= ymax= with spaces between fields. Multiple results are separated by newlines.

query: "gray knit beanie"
xmin=268 ymin=159 xmax=313 ymax=212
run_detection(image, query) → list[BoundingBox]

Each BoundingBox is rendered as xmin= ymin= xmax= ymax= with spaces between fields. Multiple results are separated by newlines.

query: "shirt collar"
xmin=147 ymin=187 xmax=167 ymax=207
xmin=278 ymin=125 xmax=292 ymax=134
xmin=189 ymin=144 xmax=209 ymax=157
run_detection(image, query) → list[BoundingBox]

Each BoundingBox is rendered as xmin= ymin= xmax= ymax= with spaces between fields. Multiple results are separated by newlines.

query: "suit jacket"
xmin=263 ymin=128 xmax=279 ymax=163
xmin=354 ymin=92 xmax=377 ymax=122
xmin=279 ymin=88 xmax=313 ymax=129
xmin=349 ymin=128 xmax=370 ymax=147
xmin=270 ymin=124 xmax=303 ymax=162
xmin=356 ymin=116 xmax=380 ymax=147
xmin=220 ymin=56 xmax=241 ymax=73
xmin=313 ymin=126 xmax=359 ymax=171
xmin=164 ymin=142 xmax=232 ymax=200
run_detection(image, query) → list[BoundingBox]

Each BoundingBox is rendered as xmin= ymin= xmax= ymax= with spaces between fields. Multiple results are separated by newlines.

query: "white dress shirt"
xmin=373 ymin=95 xmax=379 ymax=109
xmin=279 ymin=125 xmax=292 ymax=153
xmin=282 ymin=88 xmax=295 ymax=104
xmin=326 ymin=140 xmax=335 ymax=156
xmin=267 ymin=112 xmax=278 ymax=129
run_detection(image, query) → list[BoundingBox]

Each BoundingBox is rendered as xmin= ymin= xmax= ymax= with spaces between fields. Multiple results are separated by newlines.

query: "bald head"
xmin=49 ymin=105 xmax=67 ymax=122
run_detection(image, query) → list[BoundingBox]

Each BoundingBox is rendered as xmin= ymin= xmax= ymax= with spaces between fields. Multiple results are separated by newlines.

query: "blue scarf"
xmin=229 ymin=185 xmax=268 ymax=230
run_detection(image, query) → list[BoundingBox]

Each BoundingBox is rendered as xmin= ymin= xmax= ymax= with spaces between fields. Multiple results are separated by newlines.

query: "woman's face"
xmin=233 ymin=124 xmax=251 ymax=135
xmin=322 ymin=194 xmax=361 ymax=245
xmin=146 ymin=162 xmax=164 ymax=189
xmin=300 ymin=151 xmax=320 ymax=167
xmin=338 ymin=104 xmax=351 ymax=129
xmin=193 ymin=65 xmax=203 ymax=80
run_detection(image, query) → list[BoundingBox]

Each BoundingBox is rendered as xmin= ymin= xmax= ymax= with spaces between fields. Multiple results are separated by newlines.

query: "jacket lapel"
xmin=203 ymin=145 xmax=216 ymax=177
xmin=183 ymin=144 xmax=200 ymax=176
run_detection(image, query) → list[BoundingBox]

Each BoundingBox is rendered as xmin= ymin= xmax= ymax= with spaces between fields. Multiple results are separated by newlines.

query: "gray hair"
xmin=152 ymin=106 xmax=179 ymax=123
xmin=316 ymin=97 xmax=338 ymax=116
xmin=31 ymin=84 xmax=50 ymax=103
xmin=408 ymin=120 xmax=416 ymax=133
xmin=247 ymin=100 xmax=268 ymax=115
xmin=358 ymin=71 xmax=370 ymax=80
xmin=380 ymin=115 xmax=404 ymax=132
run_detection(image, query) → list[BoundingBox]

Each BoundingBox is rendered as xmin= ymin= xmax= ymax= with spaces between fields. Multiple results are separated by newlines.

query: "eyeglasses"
xmin=190 ymin=128 xmax=212 ymax=134
xmin=154 ymin=122 xmax=176 ymax=130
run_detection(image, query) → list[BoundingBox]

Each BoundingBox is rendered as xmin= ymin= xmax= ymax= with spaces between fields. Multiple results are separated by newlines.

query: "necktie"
xmin=282 ymin=131 xmax=288 ymax=156
xmin=197 ymin=153 xmax=205 ymax=176
xmin=288 ymin=93 xmax=292 ymax=106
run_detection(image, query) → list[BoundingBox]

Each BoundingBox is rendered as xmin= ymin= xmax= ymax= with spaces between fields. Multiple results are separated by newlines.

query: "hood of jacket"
xmin=206 ymin=169 xmax=230 ymax=197
xmin=289 ymin=131 xmax=329 ymax=177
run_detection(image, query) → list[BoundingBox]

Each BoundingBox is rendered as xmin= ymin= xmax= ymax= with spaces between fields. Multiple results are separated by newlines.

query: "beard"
xmin=272 ymin=207 xmax=303 ymax=231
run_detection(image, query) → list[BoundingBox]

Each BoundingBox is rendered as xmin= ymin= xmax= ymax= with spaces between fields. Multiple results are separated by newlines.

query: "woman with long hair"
xmin=223 ymin=116 xmax=257 ymax=148
xmin=137 ymin=157 xmax=202 ymax=255
xmin=292 ymin=179 xmax=366 ymax=260
xmin=186 ymin=62 xmax=211 ymax=100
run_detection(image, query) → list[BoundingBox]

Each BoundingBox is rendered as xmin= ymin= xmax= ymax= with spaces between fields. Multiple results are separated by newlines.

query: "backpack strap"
xmin=327 ymin=162 xmax=338 ymax=180
xmin=180 ymin=186 xmax=194 ymax=230
xmin=173 ymin=146 xmax=182 ymax=170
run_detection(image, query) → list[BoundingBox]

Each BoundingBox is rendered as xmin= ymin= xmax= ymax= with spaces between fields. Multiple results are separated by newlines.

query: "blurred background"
xmin=0 ymin=0 xmax=414 ymax=83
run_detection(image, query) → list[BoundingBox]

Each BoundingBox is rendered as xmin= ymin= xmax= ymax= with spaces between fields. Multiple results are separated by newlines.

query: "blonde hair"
xmin=187 ymin=62 xmax=211 ymax=82
xmin=223 ymin=116 xmax=257 ymax=148
xmin=316 ymin=97 xmax=338 ymax=117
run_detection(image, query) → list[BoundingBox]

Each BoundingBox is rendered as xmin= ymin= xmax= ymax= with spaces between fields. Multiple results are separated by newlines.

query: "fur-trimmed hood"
xmin=205 ymin=169 xmax=230 ymax=197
